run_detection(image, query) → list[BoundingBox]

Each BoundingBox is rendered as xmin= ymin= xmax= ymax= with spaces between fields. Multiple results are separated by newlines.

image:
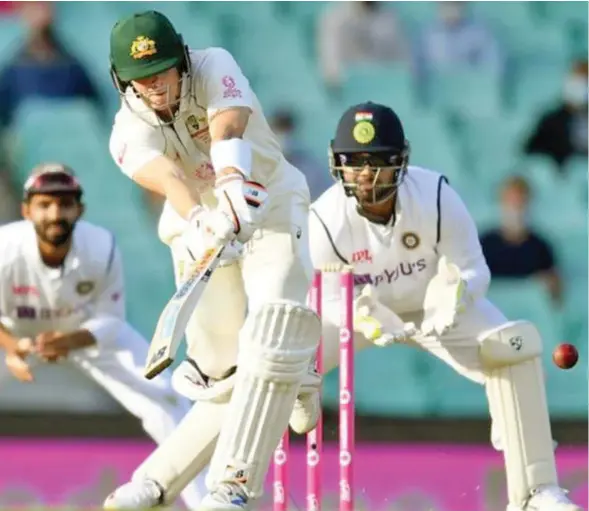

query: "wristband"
xmin=210 ymin=138 xmax=252 ymax=178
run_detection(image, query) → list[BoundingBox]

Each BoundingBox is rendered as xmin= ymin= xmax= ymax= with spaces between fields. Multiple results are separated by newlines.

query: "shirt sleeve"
xmin=198 ymin=48 xmax=254 ymax=117
xmin=80 ymin=242 xmax=126 ymax=349
xmin=109 ymin=119 xmax=166 ymax=179
xmin=308 ymin=208 xmax=348 ymax=269
xmin=436 ymin=181 xmax=491 ymax=302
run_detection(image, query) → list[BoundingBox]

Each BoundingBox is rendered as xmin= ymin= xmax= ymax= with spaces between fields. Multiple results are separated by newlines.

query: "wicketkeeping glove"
xmin=420 ymin=256 xmax=468 ymax=337
xmin=353 ymin=285 xmax=418 ymax=347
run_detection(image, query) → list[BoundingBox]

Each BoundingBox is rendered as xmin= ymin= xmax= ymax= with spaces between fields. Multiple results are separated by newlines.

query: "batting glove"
xmin=182 ymin=213 xmax=242 ymax=271
xmin=214 ymin=178 xmax=269 ymax=244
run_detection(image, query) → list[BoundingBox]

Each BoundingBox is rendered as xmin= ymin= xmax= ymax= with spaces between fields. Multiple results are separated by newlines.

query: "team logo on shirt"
xmin=186 ymin=115 xmax=207 ymax=134
xmin=354 ymin=258 xmax=427 ymax=287
xmin=130 ymin=36 xmax=157 ymax=60
xmin=402 ymin=232 xmax=420 ymax=250
xmin=76 ymin=281 xmax=95 ymax=295
xmin=352 ymin=249 xmax=372 ymax=264
xmin=222 ymin=75 xmax=242 ymax=99
xmin=186 ymin=114 xmax=210 ymax=144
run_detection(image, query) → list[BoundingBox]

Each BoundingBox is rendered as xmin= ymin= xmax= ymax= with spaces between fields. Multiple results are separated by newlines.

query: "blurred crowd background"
xmin=0 ymin=1 xmax=586 ymax=423
xmin=0 ymin=2 xmax=586 ymax=509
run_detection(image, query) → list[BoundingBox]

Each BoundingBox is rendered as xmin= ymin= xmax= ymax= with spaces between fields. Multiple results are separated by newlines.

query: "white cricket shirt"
xmin=109 ymin=47 xmax=308 ymax=245
xmin=0 ymin=220 xmax=125 ymax=346
xmin=309 ymin=166 xmax=490 ymax=314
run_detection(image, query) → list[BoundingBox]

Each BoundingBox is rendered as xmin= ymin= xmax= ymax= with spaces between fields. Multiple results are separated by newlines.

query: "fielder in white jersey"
xmin=104 ymin=11 xmax=321 ymax=511
xmin=0 ymin=163 xmax=207 ymax=509
xmin=305 ymin=102 xmax=581 ymax=511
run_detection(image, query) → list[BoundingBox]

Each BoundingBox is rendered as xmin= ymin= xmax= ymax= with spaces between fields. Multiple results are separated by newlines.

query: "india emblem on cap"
xmin=352 ymin=121 xmax=375 ymax=145
xmin=130 ymin=35 xmax=157 ymax=59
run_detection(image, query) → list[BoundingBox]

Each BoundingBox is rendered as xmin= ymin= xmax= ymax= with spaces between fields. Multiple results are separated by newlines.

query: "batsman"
xmin=307 ymin=101 xmax=582 ymax=511
xmin=105 ymin=10 xmax=321 ymax=511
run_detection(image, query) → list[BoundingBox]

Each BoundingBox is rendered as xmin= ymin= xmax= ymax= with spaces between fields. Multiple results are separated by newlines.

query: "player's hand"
xmin=5 ymin=338 xmax=35 ymax=382
xmin=182 ymin=213 xmax=243 ymax=269
xmin=353 ymin=285 xmax=417 ymax=346
xmin=188 ymin=205 xmax=236 ymax=246
xmin=420 ymin=256 xmax=468 ymax=337
xmin=34 ymin=331 xmax=70 ymax=362
xmin=214 ymin=178 xmax=268 ymax=244
xmin=179 ymin=241 xmax=242 ymax=280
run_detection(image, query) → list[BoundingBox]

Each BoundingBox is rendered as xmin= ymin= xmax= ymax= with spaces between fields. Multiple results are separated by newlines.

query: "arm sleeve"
xmin=80 ymin=243 xmax=126 ymax=349
xmin=436 ymin=181 xmax=491 ymax=302
xmin=199 ymin=48 xmax=254 ymax=117
xmin=109 ymin=120 xmax=166 ymax=179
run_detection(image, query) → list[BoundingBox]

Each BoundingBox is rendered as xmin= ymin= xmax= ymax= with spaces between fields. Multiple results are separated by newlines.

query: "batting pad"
xmin=480 ymin=320 xmax=558 ymax=507
xmin=206 ymin=300 xmax=321 ymax=498
xmin=132 ymin=400 xmax=225 ymax=504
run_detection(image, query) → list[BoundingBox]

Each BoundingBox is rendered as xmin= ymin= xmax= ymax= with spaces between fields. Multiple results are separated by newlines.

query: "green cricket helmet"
xmin=110 ymin=10 xmax=186 ymax=83
xmin=329 ymin=101 xmax=410 ymax=204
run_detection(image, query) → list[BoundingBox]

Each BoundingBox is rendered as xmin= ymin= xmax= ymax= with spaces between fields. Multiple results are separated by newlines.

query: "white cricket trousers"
xmin=169 ymin=189 xmax=313 ymax=379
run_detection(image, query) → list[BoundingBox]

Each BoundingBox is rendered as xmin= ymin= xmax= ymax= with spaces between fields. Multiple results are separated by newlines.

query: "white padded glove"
xmin=353 ymin=285 xmax=418 ymax=347
xmin=214 ymin=178 xmax=269 ymax=244
xmin=420 ymin=256 xmax=468 ymax=337
xmin=182 ymin=208 xmax=241 ymax=269
xmin=180 ymin=218 xmax=242 ymax=273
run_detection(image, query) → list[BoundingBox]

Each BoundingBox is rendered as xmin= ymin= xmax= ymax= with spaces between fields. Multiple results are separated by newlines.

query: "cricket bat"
xmin=144 ymin=244 xmax=225 ymax=379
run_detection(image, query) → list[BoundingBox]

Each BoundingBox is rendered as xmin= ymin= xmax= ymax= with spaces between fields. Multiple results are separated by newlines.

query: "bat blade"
xmin=144 ymin=245 xmax=225 ymax=379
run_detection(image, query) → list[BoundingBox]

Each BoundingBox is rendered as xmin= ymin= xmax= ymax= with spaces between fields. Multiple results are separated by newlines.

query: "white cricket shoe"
xmin=103 ymin=478 xmax=163 ymax=509
xmin=508 ymin=485 xmax=582 ymax=511
xmin=289 ymin=390 xmax=320 ymax=434
xmin=199 ymin=482 xmax=250 ymax=510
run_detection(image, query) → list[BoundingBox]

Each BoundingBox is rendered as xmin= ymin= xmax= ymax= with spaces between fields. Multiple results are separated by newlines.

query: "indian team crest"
xmin=401 ymin=232 xmax=420 ymax=250
xmin=76 ymin=281 xmax=95 ymax=295
xmin=130 ymin=36 xmax=157 ymax=60
xmin=352 ymin=121 xmax=376 ymax=145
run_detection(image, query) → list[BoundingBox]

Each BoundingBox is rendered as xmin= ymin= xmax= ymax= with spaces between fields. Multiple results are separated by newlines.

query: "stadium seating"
xmin=2 ymin=1 xmax=586 ymax=418
xmin=0 ymin=16 xmax=24 ymax=68
xmin=425 ymin=67 xmax=504 ymax=118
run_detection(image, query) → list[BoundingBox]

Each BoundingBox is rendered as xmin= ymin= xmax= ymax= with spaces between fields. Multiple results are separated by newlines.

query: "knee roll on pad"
xmin=479 ymin=320 xmax=557 ymax=507
xmin=479 ymin=320 xmax=542 ymax=368
xmin=237 ymin=300 xmax=322 ymax=382
xmin=206 ymin=300 xmax=321 ymax=499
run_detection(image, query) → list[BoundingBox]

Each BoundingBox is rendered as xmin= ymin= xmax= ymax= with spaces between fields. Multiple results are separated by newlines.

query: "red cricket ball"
xmin=552 ymin=343 xmax=579 ymax=370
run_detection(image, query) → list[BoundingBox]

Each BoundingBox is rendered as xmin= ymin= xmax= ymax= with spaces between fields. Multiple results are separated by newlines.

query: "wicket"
xmin=273 ymin=266 xmax=355 ymax=511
